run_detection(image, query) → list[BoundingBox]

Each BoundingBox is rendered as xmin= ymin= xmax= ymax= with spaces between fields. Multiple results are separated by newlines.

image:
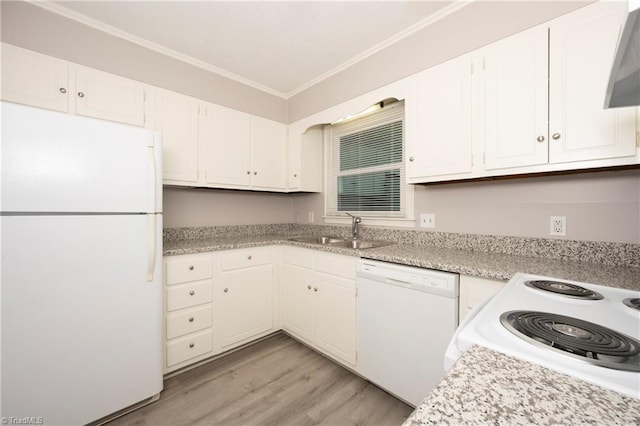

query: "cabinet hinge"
xmin=355 ymin=350 xmax=358 ymax=362
xmin=483 ymin=152 xmax=486 ymax=164
xmin=482 ymin=57 xmax=486 ymax=70
xmin=636 ymin=132 xmax=640 ymax=147
xmin=470 ymin=62 xmax=474 ymax=75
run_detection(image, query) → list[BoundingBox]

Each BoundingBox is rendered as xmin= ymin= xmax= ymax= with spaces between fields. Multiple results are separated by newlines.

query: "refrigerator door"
xmin=1 ymin=101 xmax=161 ymax=214
xmin=1 ymin=214 xmax=163 ymax=425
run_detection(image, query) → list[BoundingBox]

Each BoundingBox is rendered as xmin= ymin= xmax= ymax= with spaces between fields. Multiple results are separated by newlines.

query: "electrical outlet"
xmin=420 ymin=213 xmax=435 ymax=228
xmin=550 ymin=216 xmax=566 ymax=236
xmin=308 ymin=212 xmax=314 ymax=223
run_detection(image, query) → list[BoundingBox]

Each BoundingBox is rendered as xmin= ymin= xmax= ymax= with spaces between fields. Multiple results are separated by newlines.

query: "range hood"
xmin=604 ymin=0 xmax=640 ymax=108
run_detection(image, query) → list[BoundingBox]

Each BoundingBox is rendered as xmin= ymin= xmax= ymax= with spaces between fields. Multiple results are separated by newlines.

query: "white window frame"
xmin=323 ymin=102 xmax=415 ymax=227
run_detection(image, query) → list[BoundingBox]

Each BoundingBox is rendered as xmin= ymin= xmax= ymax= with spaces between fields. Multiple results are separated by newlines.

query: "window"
xmin=326 ymin=101 xmax=413 ymax=222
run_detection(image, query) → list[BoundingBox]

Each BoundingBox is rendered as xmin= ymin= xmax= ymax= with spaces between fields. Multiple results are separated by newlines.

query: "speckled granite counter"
xmin=164 ymin=229 xmax=640 ymax=291
xmin=404 ymin=346 xmax=640 ymax=426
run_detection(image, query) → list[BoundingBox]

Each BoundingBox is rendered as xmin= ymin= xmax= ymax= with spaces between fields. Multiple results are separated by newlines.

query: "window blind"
xmin=327 ymin=101 xmax=406 ymax=218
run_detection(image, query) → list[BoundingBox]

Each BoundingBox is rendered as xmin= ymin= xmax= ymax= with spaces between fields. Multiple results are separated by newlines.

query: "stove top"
xmin=445 ymin=273 xmax=640 ymax=399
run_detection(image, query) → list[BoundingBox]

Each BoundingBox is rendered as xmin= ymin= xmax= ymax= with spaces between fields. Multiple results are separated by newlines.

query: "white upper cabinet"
xmin=406 ymin=53 xmax=473 ymax=181
xmin=74 ymin=66 xmax=145 ymax=127
xmin=482 ymin=26 xmax=549 ymax=170
xmin=202 ymin=103 xmax=287 ymax=191
xmin=548 ymin=1 xmax=637 ymax=163
xmin=155 ymin=89 xmax=200 ymax=185
xmin=1 ymin=43 xmax=147 ymax=127
xmin=203 ymin=103 xmax=252 ymax=187
xmin=1 ymin=44 xmax=69 ymax=113
xmin=287 ymin=124 xmax=323 ymax=192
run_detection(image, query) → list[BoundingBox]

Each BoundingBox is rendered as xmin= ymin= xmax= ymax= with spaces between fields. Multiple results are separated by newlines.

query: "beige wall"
xmin=288 ymin=0 xmax=592 ymax=122
xmin=0 ymin=1 xmax=288 ymax=122
xmin=163 ymin=187 xmax=295 ymax=228
xmin=292 ymin=170 xmax=640 ymax=244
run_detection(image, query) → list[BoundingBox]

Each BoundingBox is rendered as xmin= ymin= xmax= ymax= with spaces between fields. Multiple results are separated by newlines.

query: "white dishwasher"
xmin=357 ymin=259 xmax=459 ymax=406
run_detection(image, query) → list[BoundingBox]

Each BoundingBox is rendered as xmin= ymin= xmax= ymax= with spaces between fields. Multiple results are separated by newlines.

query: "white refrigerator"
xmin=1 ymin=102 xmax=163 ymax=425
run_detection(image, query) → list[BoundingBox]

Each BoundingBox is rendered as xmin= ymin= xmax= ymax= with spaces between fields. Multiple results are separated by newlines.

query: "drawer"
xmin=166 ymin=256 xmax=213 ymax=286
xmin=167 ymin=281 xmax=212 ymax=311
xmin=314 ymin=251 xmax=356 ymax=279
xmin=221 ymin=247 xmax=271 ymax=271
xmin=166 ymin=329 xmax=213 ymax=367
xmin=166 ymin=305 xmax=213 ymax=340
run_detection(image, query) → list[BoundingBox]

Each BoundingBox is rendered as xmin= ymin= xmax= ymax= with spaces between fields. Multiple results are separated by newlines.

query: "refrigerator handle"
xmin=146 ymin=215 xmax=156 ymax=282
xmin=147 ymin=146 xmax=156 ymax=213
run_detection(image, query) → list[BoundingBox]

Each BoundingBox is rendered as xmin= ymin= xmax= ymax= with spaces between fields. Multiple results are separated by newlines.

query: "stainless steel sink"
xmin=288 ymin=235 xmax=345 ymax=245
xmin=288 ymin=236 xmax=394 ymax=250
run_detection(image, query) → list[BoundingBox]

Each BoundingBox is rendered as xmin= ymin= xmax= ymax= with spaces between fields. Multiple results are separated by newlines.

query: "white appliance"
xmin=357 ymin=259 xmax=459 ymax=406
xmin=445 ymin=272 xmax=640 ymax=399
xmin=1 ymin=102 xmax=164 ymax=425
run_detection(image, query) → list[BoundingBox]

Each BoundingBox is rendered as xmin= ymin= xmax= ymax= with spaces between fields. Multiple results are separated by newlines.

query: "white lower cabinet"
xmin=218 ymin=247 xmax=275 ymax=349
xmin=458 ymin=275 xmax=506 ymax=323
xmin=164 ymin=253 xmax=215 ymax=373
xmin=280 ymin=247 xmax=357 ymax=367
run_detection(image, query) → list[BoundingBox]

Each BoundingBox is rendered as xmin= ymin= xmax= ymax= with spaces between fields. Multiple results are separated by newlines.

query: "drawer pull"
xmin=314 ymin=287 xmax=318 ymax=292
xmin=224 ymin=288 xmax=229 ymax=293
xmin=189 ymin=265 xmax=194 ymax=271
xmin=59 ymin=87 xmax=67 ymax=94
xmin=189 ymin=343 xmax=194 ymax=348
xmin=77 ymin=91 xmax=85 ymax=98
xmin=189 ymin=290 xmax=195 ymax=296
xmin=307 ymin=285 xmax=312 ymax=290
xmin=188 ymin=317 xmax=194 ymax=322
xmin=247 ymin=255 xmax=252 ymax=260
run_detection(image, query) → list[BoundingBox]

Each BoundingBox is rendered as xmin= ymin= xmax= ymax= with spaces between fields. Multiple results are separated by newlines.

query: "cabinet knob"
xmin=247 ymin=255 xmax=252 ymax=260
xmin=188 ymin=317 xmax=194 ymax=322
xmin=293 ymin=174 xmax=298 ymax=178
xmin=537 ymin=135 xmax=545 ymax=142
xmin=314 ymin=287 xmax=318 ymax=292
xmin=409 ymin=156 xmax=414 ymax=162
xmin=59 ymin=87 xmax=67 ymax=94
xmin=552 ymin=133 xmax=561 ymax=140
xmin=246 ymin=170 xmax=251 ymax=175
xmin=307 ymin=285 xmax=312 ymax=290
xmin=189 ymin=265 xmax=194 ymax=271
xmin=189 ymin=290 xmax=195 ymax=296
xmin=224 ymin=288 xmax=229 ymax=293
xmin=77 ymin=92 xmax=85 ymax=98
xmin=253 ymin=171 xmax=258 ymax=175
xmin=189 ymin=343 xmax=195 ymax=348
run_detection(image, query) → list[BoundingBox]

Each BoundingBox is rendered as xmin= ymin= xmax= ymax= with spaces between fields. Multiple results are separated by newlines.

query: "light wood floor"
xmin=107 ymin=333 xmax=414 ymax=426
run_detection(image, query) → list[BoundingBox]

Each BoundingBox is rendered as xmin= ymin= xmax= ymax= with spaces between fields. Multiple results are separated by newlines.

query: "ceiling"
xmin=42 ymin=1 xmax=464 ymax=98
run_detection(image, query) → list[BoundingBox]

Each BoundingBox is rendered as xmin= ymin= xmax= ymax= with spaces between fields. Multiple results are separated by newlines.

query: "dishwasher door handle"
xmin=383 ymin=278 xmax=413 ymax=289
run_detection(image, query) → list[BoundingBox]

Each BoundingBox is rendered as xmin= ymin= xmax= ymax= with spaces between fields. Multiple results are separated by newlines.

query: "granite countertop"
xmin=404 ymin=346 xmax=640 ymax=426
xmin=163 ymin=234 xmax=640 ymax=291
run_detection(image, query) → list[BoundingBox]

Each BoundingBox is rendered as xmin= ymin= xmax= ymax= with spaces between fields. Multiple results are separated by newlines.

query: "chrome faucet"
xmin=346 ymin=213 xmax=362 ymax=240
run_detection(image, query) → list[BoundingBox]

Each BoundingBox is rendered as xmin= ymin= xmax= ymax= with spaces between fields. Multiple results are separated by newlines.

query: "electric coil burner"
xmin=624 ymin=298 xmax=640 ymax=312
xmin=445 ymin=272 xmax=640 ymax=399
xmin=500 ymin=310 xmax=640 ymax=372
xmin=524 ymin=279 xmax=604 ymax=300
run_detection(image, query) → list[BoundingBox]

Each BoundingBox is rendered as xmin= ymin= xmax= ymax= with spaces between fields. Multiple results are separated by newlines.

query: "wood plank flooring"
xmin=107 ymin=333 xmax=414 ymax=426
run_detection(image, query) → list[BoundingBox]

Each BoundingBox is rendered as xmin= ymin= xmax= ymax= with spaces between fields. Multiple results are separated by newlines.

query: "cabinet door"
xmin=204 ymin=104 xmax=252 ymax=187
xmin=313 ymin=273 xmax=356 ymax=365
xmin=483 ymin=26 xmax=549 ymax=170
xmin=280 ymin=265 xmax=314 ymax=341
xmin=1 ymin=43 xmax=69 ymax=113
xmin=251 ymin=116 xmax=287 ymax=190
xmin=156 ymin=90 xmax=200 ymax=184
xmin=407 ymin=54 xmax=472 ymax=180
xmin=548 ymin=1 xmax=637 ymax=164
xmin=220 ymin=265 xmax=274 ymax=348
xmin=74 ymin=66 xmax=145 ymax=126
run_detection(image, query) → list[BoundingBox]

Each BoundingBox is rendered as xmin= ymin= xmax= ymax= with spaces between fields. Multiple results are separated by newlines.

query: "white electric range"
xmin=445 ymin=272 xmax=640 ymax=399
